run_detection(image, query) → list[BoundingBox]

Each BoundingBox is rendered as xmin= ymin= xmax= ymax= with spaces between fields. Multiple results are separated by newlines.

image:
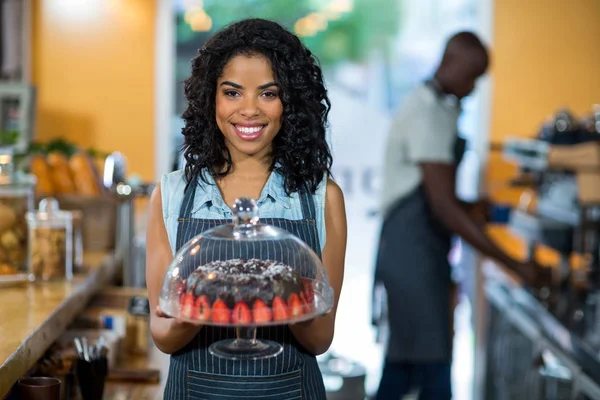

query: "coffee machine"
xmin=502 ymin=107 xmax=600 ymax=342
xmin=504 ymin=107 xmax=600 ymax=286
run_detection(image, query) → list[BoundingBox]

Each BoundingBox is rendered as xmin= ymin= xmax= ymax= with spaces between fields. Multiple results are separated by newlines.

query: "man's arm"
xmin=420 ymin=162 xmax=531 ymax=277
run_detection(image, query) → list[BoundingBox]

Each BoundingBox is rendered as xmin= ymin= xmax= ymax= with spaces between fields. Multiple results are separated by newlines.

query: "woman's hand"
xmin=154 ymin=305 xmax=203 ymax=327
xmin=155 ymin=305 xmax=172 ymax=319
xmin=146 ymin=183 xmax=203 ymax=354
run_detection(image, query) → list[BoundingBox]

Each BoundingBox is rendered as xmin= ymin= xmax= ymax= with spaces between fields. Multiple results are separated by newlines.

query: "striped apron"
xmin=373 ymin=130 xmax=467 ymax=363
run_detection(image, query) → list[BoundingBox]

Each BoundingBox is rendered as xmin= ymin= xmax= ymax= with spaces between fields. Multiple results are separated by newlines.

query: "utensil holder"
xmin=75 ymin=357 xmax=108 ymax=400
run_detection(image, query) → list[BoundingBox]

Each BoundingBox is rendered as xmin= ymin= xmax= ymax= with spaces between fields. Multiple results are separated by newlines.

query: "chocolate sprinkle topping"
xmin=186 ymin=258 xmax=303 ymax=307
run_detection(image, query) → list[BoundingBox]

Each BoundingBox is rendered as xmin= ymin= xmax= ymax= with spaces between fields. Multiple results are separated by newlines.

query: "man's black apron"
xmin=373 ymin=82 xmax=466 ymax=362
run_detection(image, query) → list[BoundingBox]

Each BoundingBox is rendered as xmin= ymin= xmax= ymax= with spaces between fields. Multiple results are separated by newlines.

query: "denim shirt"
xmin=161 ymin=169 xmax=327 ymax=255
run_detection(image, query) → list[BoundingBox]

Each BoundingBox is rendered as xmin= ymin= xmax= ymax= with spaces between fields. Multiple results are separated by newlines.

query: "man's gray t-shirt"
xmin=380 ymin=84 xmax=461 ymax=216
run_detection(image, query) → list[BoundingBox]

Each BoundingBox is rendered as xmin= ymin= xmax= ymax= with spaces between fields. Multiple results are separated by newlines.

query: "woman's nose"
xmin=239 ymin=97 xmax=260 ymax=117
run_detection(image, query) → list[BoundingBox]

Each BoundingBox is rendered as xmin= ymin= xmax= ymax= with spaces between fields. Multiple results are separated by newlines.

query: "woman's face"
xmin=216 ymin=54 xmax=283 ymax=161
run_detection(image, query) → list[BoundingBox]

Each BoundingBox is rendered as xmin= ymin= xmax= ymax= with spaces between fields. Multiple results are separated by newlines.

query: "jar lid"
xmin=0 ymin=152 xmax=36 ymax=194
xmin=0 ymin=170 xmax=36 ymax=193
xmin=26 ymin=197 xmax=73 ymax=227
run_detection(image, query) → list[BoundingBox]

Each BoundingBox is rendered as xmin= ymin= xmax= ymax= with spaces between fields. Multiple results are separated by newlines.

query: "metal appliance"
xmin=503 ymin=107 xmax=600 ymax=287
xmin=103 ymin=152 xmax=154 ymax=288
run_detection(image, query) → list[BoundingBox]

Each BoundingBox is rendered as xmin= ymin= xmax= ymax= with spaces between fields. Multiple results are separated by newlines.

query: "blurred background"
xmin=2 ymin=0 xmax=600 ymax=399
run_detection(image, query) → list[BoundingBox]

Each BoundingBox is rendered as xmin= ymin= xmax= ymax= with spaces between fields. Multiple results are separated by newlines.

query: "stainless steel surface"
xmin=482 ymin=263 xmax=600 ymax=400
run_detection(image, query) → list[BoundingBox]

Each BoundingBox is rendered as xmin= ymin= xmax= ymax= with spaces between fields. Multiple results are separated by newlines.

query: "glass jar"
xmin=0 ymin=148 xmax=35 ymax=274
xmin=125 ymin=296 xmax=150 ymax=355
xmin=26 ymin=198 xmax=73 ymax=281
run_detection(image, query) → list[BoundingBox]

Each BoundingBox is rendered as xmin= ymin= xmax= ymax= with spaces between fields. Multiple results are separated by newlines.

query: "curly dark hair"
xmin=181 ymin=18 xmax=333 ymax=195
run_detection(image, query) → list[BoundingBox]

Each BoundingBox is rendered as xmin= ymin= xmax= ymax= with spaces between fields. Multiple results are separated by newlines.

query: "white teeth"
xmin=236 ymin=125 xmax=263 ymax=134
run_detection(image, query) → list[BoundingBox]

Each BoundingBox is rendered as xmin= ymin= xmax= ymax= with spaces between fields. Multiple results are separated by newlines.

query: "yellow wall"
xmin=488 ymin=0 xmax=600 ymax=204
xmin=29 ymin=0 xmax=600 ymax=186
xmin=32 ymin=0 xmax=156 ymax=181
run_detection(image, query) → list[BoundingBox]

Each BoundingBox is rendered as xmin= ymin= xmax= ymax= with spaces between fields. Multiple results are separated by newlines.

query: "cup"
xmin=18 ymin=377 xmax=61 ymax=400
xmin=76 ymin=357 xmax=108 ymax=400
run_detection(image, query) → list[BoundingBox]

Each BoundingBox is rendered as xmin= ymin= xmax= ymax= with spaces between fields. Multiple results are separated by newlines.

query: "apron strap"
xmin=299 ymin=187 xmax=316 ymax=221
xmin=179 ymin=177 xmax=198 ymax=220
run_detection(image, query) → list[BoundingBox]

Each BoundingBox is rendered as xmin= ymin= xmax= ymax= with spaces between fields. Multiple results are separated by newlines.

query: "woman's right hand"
xmin=146 ymin=182 xmax=203 ymax=354
xmin=155 ymin=305 xmax=173 ymax=319
xmin=155 ymin=305 xmax=202 ymax=327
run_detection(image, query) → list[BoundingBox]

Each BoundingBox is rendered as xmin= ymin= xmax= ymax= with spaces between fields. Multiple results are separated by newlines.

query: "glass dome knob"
xmin=232 ymin=197 xmax=259 ymax=236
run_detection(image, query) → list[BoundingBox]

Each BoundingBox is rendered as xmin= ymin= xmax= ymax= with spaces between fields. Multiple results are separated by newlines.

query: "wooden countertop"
xmin=0 ymin=252 xmax=120 ymax=397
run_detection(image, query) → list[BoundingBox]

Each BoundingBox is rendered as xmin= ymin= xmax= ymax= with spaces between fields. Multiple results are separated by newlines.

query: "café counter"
xmin=0 ymin=252 xmax=119 ymax=398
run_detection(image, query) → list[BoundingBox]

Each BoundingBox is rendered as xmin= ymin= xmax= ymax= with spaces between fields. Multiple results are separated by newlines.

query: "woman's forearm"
xmin=151 ymin=317 xmax=203 ymax=354
xmin=288 ymin=313 xmax=335 ymax=355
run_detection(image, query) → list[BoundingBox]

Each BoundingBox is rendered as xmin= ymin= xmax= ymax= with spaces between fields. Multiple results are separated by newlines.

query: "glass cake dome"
xmin=159 ymin=197 xmax=335 ymax=360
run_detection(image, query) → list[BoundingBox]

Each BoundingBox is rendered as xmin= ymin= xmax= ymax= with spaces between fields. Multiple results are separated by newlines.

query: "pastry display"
xmin=29 ymin=227 xmax=68 ymax=280
xmin=178 ymin=258 xmax=315 ymax=324
xmin=159 ymin=197 xmax=334 ymax=360
xmin=0 ymin=198 xmax=29 ymax=272
xmin=26 ymin=198 xmax=74 ymax=281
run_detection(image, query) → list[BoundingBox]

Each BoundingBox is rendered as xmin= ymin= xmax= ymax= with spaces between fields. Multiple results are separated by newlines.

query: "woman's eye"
xmin=262 ymin=91 xmax=278 ymax=98
xmin=224 ymin=90 xmax=239 ymax=97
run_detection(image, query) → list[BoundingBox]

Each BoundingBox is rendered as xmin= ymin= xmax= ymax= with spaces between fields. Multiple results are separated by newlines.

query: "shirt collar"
xmin=193 ymin=168 xmax=291 ymax=211
xmin=427 ymin=78 xmax=462 ymax=111
xmin=260 ymin=168 xmax=291 ymax=209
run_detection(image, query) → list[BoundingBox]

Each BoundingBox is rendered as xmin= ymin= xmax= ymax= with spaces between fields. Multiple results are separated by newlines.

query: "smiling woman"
xmin=146 ymin=18 xmax=347 ymax=400
xmin=179 ymin=18 xmax=332 ymax=196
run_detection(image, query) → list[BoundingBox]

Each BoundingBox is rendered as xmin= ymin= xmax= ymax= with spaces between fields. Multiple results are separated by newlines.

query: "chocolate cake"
xmin=178 ymin=258 xmax=314 ymax=324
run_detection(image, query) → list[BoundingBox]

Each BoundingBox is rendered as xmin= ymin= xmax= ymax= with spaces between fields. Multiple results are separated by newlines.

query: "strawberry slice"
xmin=272 ymin=296 xmax=290 ymax=321
xmin=181 ymin=293 xmax=195 ymax=319
xmin=301 ymin=279 xmax=314 ymax=312
xmin=232 ymin=301 xmax=252 ymax=324
xmin=253 ymin=299 xmax=272 ymax=324
xmin=302 ymin=279 xmax=314 ymax=302
xmin=288 ymin=293 xmax=304 ymax=317
xmin=194 ymin=295 xmax=211 ymax=321
xmin=300 ymin=291 xmax=314 ymax=314
xmin=211 ymin=299 xmax=231 ymax=324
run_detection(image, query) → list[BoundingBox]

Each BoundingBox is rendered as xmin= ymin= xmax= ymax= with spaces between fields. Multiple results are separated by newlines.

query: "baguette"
xmin=30 ymin=154 xmax=55 ymax=196
xmin=69 ymin=152 xmax=103 ymax=196
xmin=47 ymin=152 xmax=76 ymax=194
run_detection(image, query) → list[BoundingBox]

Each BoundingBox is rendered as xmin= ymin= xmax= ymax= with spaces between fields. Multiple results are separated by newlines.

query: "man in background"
xmin=373 ymin=32 xmax=545 ymax=399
